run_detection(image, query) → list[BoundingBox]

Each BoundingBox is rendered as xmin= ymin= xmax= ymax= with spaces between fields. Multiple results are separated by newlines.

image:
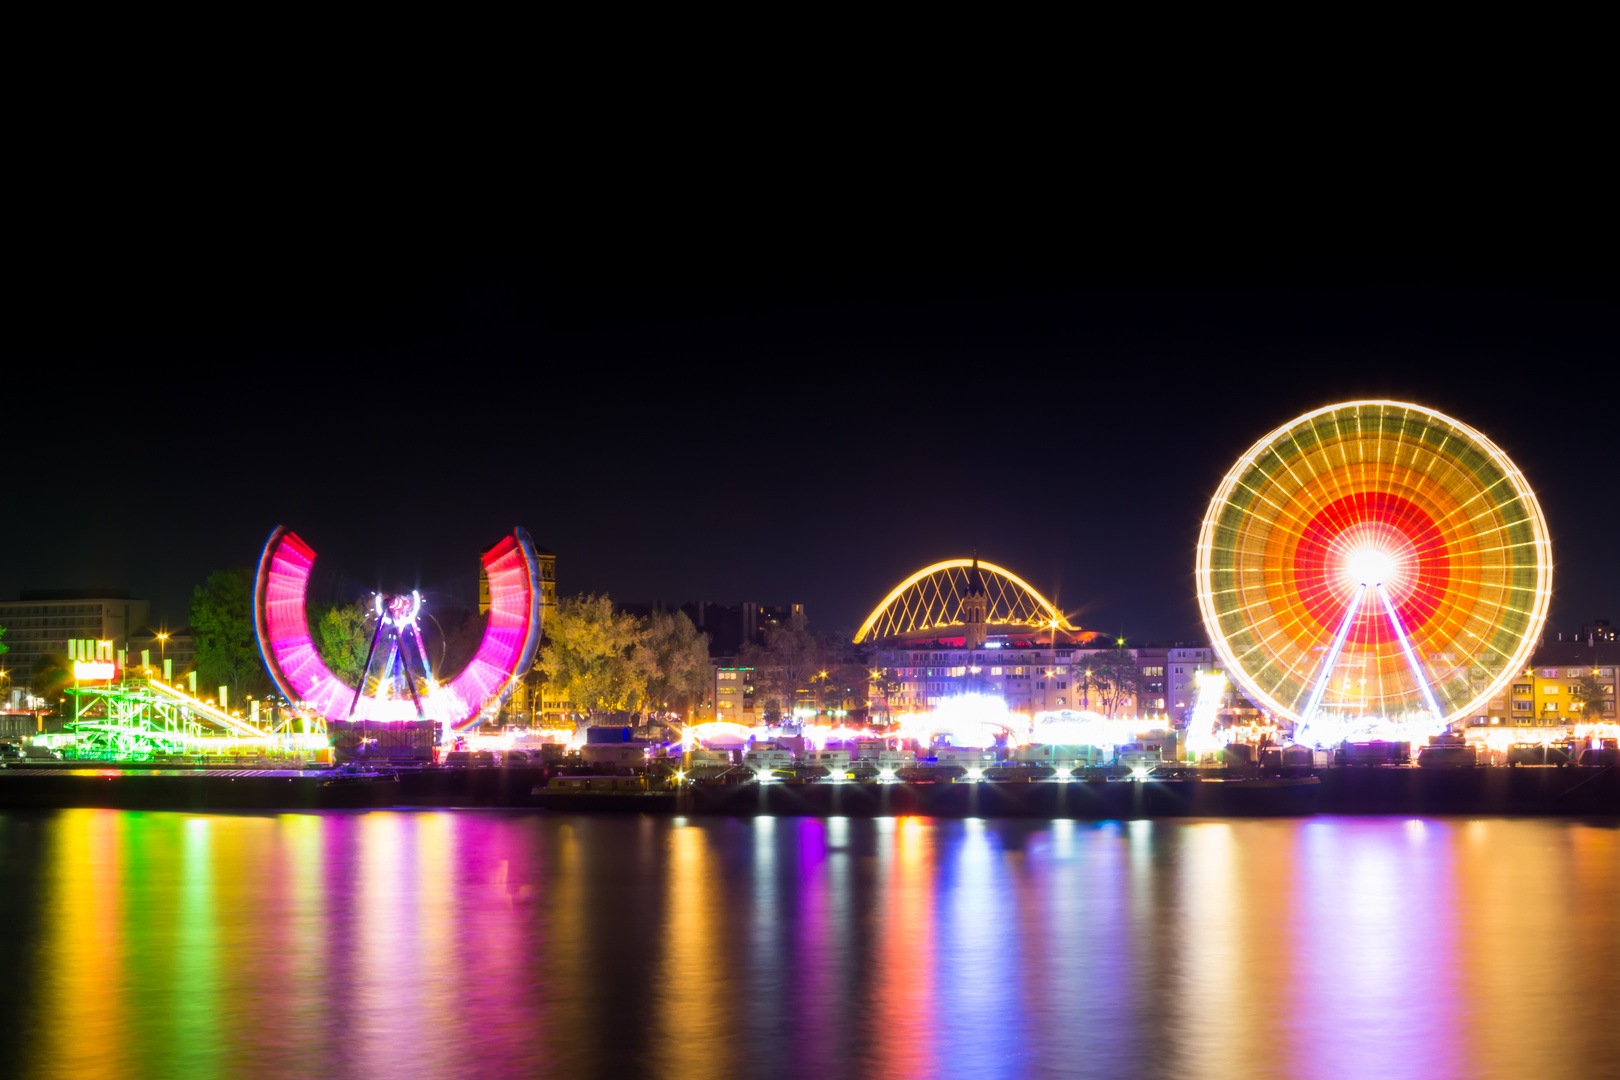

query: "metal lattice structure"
xmin=854 ymin=559 xmax=1079 ymax=643
xmin=67 ymin=679 xmax=315 ymax=760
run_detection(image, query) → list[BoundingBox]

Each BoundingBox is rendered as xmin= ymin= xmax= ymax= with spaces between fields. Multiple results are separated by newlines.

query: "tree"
xmin=1077 ymin=647 xmax=1141 ymax=718
xmin=314 ymin=601 xmax=375 ymax=686
xmin=440 ymin=608 xmax=487 ymax=682
xmin=633 ymin=609 xmax=711 ymax=719
xmin=191 ymin=567 xmax=269 ymax=703
xmin=870 ymin=667 xmax=902 ymax=724
xmin=814 ymin=662 xmax=870 ymax=718
xmin=734 ymin=610 xmax=859 ymax=723
xmin=539 ymin=594 xmax=645 ymax=722
xmin=1571 ymin=672 xmax=1613 ymax=721
xmin=737 ymin=609 xmax=825 ymax=722
xmin=31 ymin=651 xmax=73 ymax=707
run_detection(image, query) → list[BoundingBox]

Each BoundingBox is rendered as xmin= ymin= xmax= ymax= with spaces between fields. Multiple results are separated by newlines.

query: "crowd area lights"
xmin=1031 ymin=710 xmax=1162 ymax=750
xmin=1183 ymin=671 xmax=1228 ymax=757
xmin=904 ymin=693 xmax=1016 ymax=749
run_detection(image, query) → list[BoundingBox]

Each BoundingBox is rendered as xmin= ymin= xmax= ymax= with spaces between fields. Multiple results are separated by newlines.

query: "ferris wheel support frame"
xmin=1301 ymin=583 xmax=1366 ymax=723
xmin=1378 ymin=585 xmax=1444 ymax=719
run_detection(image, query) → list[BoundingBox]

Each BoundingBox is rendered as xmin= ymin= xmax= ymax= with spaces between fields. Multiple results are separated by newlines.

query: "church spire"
xmin=962 ymin=551 xmax=989 ymax=647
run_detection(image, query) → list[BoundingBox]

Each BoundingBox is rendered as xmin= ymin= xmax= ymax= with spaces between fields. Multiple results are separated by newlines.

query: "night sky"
xmin=6 ymin=216 xmax=1615 ymax=645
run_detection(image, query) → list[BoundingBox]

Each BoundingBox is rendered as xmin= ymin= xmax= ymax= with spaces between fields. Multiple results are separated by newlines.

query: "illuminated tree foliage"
xmin=634 ymin=609 xmax=710 ymax=718
xmin=1076 ymin=647 xmax=1141 ymax=718
xmin=737 ymin=609 xmax=818 ymax=721
xmin=191 ymin=567 xmax=269 ymax=701
xmin=540 ymin=594 xmax=646 ymax=720
xmin=735 ymin=610 xmax=865 ymax=721
xmin=1571 ymin=672 xmax=1613 ymax=720
xmin=314 ymin=601 xmax=374 ymax=686
xmin=31 ymin=651 xmax=72 ymax=704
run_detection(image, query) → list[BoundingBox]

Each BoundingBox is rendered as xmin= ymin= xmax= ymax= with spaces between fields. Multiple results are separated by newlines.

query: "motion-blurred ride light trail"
xmin=254 ymin=526 xmax=544 ymax=738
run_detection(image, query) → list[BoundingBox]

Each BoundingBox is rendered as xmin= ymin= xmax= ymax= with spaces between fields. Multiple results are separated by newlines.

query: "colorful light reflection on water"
xmin=0 ymin=812 xmax=1616 ymax=1079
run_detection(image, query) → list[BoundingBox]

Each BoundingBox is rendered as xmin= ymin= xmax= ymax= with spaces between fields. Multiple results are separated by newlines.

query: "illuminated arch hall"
xmin=1195 ymin=401 xmax=1551 ymax=734
xmin=858 ymin=558 xmax=1111 ymax=718
xmin=854 ymin=557 xmax=1085 ymax=647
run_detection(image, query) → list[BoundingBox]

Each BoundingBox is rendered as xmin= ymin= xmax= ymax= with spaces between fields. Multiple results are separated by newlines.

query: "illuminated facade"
xmin=0 ymin=590 xmax=150 ymax=683
xmin=712 ymin=664 xmax=754 ymax=721
xmin=874 ymin=643 xmax=1135 ymax=715
xmin=1499 ymin=640 xmax=1618 ymax=727
xmin=859 ymin=557 xmax=1127 ymax=718
xmin=1195 ymin=401 xmax=1552 ymax=730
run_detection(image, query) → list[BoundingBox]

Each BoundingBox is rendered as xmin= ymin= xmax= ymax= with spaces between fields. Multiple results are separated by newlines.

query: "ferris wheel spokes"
xmin=1379 ymin=584 xmax=1444 ymax=719
xmin=1302 ymin=583 xmax=1367 ymax=721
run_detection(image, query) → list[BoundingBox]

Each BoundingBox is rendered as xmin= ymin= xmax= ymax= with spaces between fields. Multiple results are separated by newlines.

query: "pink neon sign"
xmin=254 ymin=527 xmax=542 ymax=728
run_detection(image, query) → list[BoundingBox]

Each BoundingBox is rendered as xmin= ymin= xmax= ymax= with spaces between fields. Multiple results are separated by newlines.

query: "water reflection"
xmin=0 ymin=812 xmax=1617 ymax=1079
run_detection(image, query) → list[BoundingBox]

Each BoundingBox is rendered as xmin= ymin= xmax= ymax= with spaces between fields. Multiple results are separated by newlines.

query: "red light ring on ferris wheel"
xmin=253 ymin=526 xmax=542 ymax=726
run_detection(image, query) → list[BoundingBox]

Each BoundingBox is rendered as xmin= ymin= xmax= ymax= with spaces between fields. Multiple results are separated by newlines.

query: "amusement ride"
xmin=61 ymin=527 xmax=544 ymax=760
xmin=1195 ymin=400 xmax=1552 ymax=746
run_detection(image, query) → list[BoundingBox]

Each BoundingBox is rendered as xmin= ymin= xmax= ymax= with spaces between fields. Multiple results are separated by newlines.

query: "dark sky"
xmin=5 ymin=212 xmax=1615 ymax=645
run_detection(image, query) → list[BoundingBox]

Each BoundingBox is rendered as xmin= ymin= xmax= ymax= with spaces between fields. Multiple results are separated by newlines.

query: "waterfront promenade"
xmin=2 ymin=764 xmax=1617 ymax=816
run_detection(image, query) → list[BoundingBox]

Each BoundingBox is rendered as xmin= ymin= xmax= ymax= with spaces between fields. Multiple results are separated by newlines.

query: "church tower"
xmin=962 ymin=554 xmax=989 ymax=648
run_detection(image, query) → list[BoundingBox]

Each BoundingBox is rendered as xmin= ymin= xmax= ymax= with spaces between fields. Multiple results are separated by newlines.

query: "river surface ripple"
xmin=0 ymin=811 xmax=1616 ymax=1080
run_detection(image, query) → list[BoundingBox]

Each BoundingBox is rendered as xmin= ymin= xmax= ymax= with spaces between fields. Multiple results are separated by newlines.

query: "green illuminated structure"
xmin=66 ymin=678 xmax=323 ymax=760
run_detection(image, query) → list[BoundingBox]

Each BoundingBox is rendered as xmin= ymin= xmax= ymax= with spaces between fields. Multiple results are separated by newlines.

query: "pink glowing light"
xmin=254 ymin=527 xmax=542 ymax=729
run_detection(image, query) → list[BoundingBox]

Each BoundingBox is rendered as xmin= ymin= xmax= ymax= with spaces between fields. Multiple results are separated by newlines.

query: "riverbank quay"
xmin=0 ymin=765 xmax=549 ymax=810
xmin=2 ymin=763 xmax=1617 ymax=815
xmin=541 ymin=767 xmax=1620 ymax=817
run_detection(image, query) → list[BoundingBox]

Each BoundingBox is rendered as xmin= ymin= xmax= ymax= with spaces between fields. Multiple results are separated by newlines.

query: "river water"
xmin=0 ymin=811 xmax=1615 ymax=1080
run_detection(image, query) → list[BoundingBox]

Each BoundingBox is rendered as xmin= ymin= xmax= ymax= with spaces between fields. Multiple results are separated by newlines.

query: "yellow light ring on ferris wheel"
xmin=853 ymin=559 xmax=1077 ymax=643
xmin=1195 ymin=400 xmax=1551 ymax=725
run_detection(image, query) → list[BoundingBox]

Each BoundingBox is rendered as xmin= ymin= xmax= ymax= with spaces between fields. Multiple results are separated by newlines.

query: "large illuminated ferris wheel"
xmin=1195 ymin=401 xmax=1551 ymax=729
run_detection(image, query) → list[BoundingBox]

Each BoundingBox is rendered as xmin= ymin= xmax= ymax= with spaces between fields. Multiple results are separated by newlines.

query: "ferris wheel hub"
xmin=1346 ymin=547 xmax=1396 ymax=587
